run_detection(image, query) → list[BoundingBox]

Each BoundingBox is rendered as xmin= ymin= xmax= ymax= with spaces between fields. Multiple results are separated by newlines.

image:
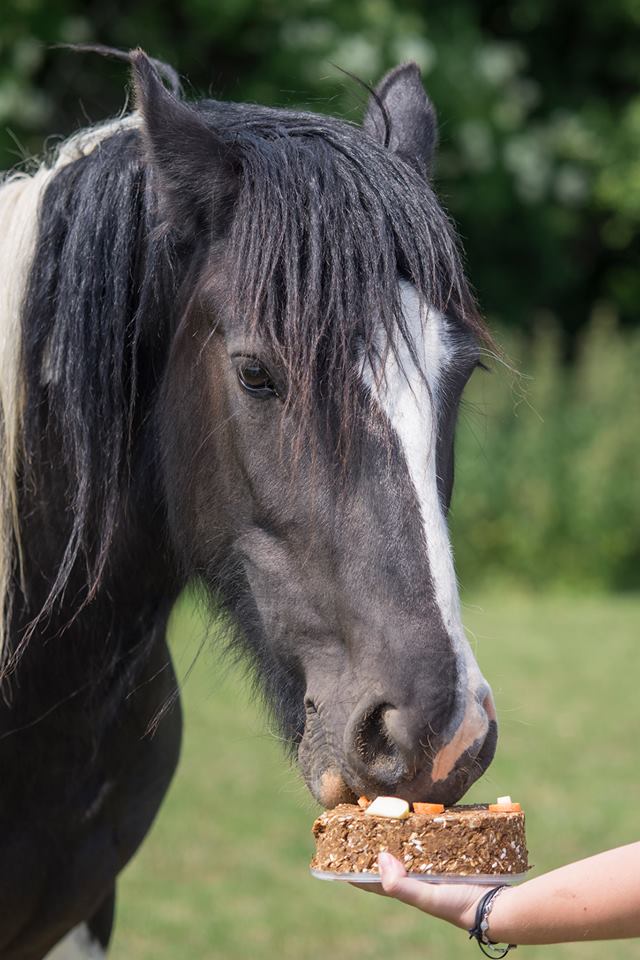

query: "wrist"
xmin=468 ymin=886 xmax=517 ymax=958
xmin=483 ymin=885 xmax=515 ymax=943
xmin=460 ymin=891 xmax=487 ymax=931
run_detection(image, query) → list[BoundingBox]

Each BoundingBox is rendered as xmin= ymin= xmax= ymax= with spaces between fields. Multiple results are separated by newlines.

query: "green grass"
xmin=111 ymin=593 xmax=640 ymax=960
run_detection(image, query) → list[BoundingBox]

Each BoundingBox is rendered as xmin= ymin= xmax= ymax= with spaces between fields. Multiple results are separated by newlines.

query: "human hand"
xmin=352 ymin=842 xmax=640 ymax=946
xmin=352 ymin=852 xmax=488 ymax=931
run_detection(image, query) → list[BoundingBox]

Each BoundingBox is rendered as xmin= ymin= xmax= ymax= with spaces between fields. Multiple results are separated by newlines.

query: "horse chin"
xmin=297 ymin=765 xmax=357 ymax=807
xmin=297 ymin=732 xmax=358 ymax=807
xmin=316 ymin=769 xmax=358 ymax=808
xmin=298 ymin=748 xmax=356 ymax=807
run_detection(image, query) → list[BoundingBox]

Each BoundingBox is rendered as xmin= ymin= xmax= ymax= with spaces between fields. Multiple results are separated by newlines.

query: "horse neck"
xmin=0 ymin=474 xmax=180 ymax=823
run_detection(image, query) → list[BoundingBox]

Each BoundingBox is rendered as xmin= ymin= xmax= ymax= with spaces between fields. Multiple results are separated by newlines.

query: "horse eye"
xmin=237 ymin=361 xmax=279 ymax=399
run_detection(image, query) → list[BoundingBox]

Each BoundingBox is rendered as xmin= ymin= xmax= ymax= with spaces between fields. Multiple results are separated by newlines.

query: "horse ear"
xmin=131 ymin=49 xmax=237 ymax=235
xmin=363 ymin=63 xmax=437 ymax=179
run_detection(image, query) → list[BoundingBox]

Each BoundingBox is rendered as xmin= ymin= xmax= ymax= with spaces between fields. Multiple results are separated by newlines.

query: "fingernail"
xmin=378 ymin=851 xmax=392 ymax=870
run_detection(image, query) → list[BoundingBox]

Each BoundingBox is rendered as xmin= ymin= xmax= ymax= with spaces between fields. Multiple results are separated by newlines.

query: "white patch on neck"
xmin=0 ymin=113 xmax=141 ymax=662
xmin=44 ymin=923 xmax=106 ymax=960
xmin=362 ymin=281 xmax=490 ymax=774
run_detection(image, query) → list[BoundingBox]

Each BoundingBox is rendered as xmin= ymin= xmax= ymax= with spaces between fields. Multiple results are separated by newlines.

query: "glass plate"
xmin=311 ymin=869 xmax=528 ymax=885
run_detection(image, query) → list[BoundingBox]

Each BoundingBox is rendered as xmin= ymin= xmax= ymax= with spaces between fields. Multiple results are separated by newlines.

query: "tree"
xmin=2 ymin=0 xmax=638 ymax=335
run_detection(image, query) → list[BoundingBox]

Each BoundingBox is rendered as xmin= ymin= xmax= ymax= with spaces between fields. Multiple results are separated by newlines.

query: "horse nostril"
xmin=347 ymin=701 xmax=413 ymax=788
xmin=353 ymin=703 xmax=398 ymax=768
xmin=383 ymin=706 xmax=419 ymax=758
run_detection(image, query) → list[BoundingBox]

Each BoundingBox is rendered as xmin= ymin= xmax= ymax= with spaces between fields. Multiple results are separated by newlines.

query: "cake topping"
xmin=489 ymin=796 xmax=522 ymax=813
xmin=364 ymin=796 xmax=410 ymax=819
xmin=413 ymin=802 xmax=445 ymax=815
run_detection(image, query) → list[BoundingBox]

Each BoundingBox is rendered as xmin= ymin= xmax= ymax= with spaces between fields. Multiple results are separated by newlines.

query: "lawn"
xmin=111 ymin=592 xmax=640 ymax=960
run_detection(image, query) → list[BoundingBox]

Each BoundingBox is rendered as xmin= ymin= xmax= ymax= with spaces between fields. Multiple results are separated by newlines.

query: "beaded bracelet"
xmin=467 ymin=885 xmax=517 ymax=958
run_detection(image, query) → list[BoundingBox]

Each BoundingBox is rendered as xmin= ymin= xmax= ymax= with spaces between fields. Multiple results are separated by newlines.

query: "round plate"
xmin=311 ymin=869 xmax=528 ymax=885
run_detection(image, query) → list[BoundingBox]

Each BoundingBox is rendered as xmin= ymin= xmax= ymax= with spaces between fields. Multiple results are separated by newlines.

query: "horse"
xmin=0 ymin=49 xmax=498 ymax=958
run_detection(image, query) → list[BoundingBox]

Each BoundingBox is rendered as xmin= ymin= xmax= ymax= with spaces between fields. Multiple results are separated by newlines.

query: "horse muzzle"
xmin=298 ymin=686 xmax=498 ymax=808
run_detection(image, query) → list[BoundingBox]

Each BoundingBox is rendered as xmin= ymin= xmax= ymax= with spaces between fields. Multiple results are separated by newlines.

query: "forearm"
xmin=487 ymin=842 xmax=640 ymax=945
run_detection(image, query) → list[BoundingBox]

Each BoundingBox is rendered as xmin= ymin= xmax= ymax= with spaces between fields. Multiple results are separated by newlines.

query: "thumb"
xmin=378 ymin=852 xmax=488 ymax=929
xmin=378 ymin=852 xmax=435 ymax=910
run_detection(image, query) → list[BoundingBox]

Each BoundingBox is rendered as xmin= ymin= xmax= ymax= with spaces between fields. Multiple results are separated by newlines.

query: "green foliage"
xmin=452 ymin=315 xmax=640 ymax=591
xmin=2 ymin=0 xmax=640 ymax=333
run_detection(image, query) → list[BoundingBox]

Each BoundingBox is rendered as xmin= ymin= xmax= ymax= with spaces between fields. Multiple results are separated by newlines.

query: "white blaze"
xmin=363 ymin=281 xmax=491 ymax=782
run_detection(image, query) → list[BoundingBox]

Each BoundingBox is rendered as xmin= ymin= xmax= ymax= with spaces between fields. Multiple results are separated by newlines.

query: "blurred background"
xmin=1 ymin=3 xmax=639 ymax=959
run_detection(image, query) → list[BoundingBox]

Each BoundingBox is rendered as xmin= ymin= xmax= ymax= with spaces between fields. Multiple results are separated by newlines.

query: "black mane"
xmin=20 ymin=127 xmax=180 ymax=648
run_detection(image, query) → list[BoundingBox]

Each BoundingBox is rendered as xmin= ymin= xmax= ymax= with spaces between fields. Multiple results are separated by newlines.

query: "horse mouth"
xmin=297 ymin=700 xmax=498 ymax=808
xmin=387 ymin=720 xmax=499 ymax=804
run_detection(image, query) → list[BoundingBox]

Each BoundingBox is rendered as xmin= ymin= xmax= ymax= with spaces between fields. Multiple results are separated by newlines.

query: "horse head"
xmin=134 ymin=52 xmax=497 ymax=807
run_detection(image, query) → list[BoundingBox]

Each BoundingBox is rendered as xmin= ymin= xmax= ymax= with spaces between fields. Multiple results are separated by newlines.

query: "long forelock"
xmin=207 ymin=103 xmax=486 ymax=450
